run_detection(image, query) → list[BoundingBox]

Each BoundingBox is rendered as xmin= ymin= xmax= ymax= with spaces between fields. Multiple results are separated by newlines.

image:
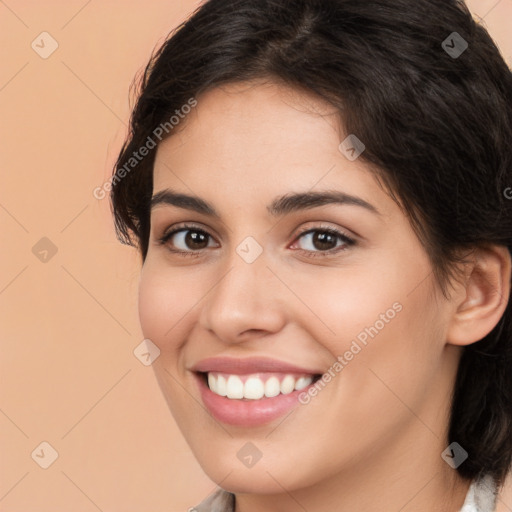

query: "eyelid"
xmin=160 ymin=222 xmax=219 ymax=242
xmin=290 ymin=221 xmax=355 ymax=242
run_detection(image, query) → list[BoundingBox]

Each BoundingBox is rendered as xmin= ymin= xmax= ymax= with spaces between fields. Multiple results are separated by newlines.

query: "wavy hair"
xmin=110 ymin=0 xmax=512 ymax=487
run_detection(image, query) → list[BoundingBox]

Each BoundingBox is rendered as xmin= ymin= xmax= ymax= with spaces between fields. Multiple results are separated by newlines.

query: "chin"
xmin=204 ymin=464 xmax=296 ymax=494
xmin=195 ymin=446 xmax=328 ymax=494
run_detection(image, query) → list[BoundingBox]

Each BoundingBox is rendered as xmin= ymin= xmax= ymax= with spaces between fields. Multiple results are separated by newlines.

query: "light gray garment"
xmin=460 ymin=474 xmax=498 ymax=512
xmin=191 ymin=489 xmax=234 ymax=512
xmin=192 ymin=474 xmax=498 ymax=512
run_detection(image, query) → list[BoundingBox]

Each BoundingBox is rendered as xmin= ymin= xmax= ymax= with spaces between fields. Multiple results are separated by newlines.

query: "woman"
xmin=110 ymin=0 xmax=512 ymax=510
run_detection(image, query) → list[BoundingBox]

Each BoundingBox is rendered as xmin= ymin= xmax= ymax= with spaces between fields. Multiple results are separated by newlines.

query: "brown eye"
xmin=183 ymin=230 xmax=210 ymax=249
xmin=292 ymin=228 xmax=355 ymax=255
xmin=161 ymin=227 xmax=216 ymax=252
xmin=310 ymin=231 xmax=339 ymax=251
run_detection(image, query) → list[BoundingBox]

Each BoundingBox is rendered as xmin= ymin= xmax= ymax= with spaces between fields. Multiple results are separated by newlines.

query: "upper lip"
xmin=190 ymin=356 xmax=322 ymax=375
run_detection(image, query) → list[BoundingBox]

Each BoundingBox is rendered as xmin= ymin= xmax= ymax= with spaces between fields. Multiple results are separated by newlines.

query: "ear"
xmin=446 ymin=245 xmax=511 ymax=346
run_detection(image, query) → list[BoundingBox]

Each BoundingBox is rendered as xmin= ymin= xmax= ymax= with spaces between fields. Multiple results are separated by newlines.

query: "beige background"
xmin=0 ymin=1 xmax=511 ymax=510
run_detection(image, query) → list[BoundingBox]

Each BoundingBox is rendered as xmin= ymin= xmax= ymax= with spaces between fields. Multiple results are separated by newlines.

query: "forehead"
xmin=155 ymin=80 xmax=340 ymax=166
xmin=152 ymin=81 xmax=390 ymax=215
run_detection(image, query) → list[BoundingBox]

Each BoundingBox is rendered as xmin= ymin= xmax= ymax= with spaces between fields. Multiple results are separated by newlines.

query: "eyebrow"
xmin=150 ymin=188 xmax=380 ymax=217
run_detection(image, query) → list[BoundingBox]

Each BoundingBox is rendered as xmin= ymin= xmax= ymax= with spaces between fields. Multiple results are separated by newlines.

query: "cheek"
xmin=288 ymin=258 xmax=410 ymax=351
xmin=137 ymin=263 xmax=204 ymax=418
xmin=299 ymin=238 xmax=434 ymax=342
xmin=138 ymin=262 xmax=201 ymax=355
xmin=288 ymin=249 xmax=442 ymax=402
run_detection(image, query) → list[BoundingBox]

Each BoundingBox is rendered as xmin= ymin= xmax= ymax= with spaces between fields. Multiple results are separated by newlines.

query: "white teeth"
xmin=208 ymin=373 xmax=216 ymax=391
xmin=264 ymin=377 xmax=281 ymax=398
xmin=244 ymin=377 xmax=265 ymax=400
xmin=295 ymin=376 xmax=313 ymax=391
xmin=226 ymin=375 xmax=244 ymax=399
xmin=216 ymin=374 xmax=227 ymax=396
xmin=207 ymin=373 xmax=314 ymax=400
xmin=280 ymin=375 xmax=296 ymax=395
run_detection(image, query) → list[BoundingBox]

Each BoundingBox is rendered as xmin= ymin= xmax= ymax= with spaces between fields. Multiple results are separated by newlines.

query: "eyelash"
xmin=157 ymin=223 xmax=356 ymax=259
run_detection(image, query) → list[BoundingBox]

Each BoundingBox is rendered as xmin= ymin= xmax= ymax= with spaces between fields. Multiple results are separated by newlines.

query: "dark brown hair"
xmin=110 ymin=0 xmax=512 ymax=487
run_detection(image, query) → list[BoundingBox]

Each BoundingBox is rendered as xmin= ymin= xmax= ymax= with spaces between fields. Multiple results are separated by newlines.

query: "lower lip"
xmin=195 ymin=373 xmax=314 ymax=427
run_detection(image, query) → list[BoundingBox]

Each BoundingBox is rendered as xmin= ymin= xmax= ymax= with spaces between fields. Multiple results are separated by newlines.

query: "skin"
xmin=138 ymin=81 xmax=511 ymax=512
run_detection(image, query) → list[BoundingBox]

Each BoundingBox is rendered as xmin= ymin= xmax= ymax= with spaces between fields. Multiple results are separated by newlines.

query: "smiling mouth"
xmin=199 ymin=372 xmax=322 ymax=400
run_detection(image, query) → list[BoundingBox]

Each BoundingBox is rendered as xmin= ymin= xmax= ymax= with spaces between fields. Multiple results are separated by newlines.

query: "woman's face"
xmin=139 ymin=81 xmax=461 ymax=494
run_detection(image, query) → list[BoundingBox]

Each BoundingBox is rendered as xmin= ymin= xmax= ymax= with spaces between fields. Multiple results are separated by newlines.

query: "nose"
xmin=198 ymin=250 xmax=288 ymax=344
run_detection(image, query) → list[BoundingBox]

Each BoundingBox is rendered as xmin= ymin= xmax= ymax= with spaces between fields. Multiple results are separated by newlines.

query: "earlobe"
xmin=446 ymin=245 xmax=511 ymax=347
